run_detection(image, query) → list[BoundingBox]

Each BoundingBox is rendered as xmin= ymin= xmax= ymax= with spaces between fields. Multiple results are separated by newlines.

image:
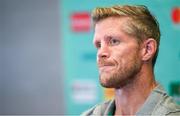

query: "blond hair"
xmin=92 ymin=5 xmax=160 ymax=66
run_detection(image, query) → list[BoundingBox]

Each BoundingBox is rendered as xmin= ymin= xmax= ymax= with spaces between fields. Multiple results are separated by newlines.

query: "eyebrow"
xmin=93 ymin=34 xmax=120 ymax=43
xmin=104 ymin=35 xmax=121 ymax=41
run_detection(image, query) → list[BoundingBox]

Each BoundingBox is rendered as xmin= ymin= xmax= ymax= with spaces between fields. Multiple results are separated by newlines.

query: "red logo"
xmin=71 ymin=12 xmax=91 ymax=32
xmin=172 ymin=7 xmax=180 ymax=24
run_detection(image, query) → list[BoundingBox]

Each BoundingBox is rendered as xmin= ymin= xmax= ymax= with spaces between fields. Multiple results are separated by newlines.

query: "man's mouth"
xmin=98 ymin=63 xmax=115 ymax=72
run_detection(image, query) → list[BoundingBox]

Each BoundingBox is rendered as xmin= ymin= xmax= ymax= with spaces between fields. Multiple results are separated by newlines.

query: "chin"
xmin=99 ymin=76 xmax=117 ymax=88
xmin=100 ymin=82 xmax=128 ymax=89
xmin=100 ymin=82 xmax=113 ymax=88
xmin=99 ymin=74 xmax=130 ymax=89
xmin=99 ymin=76 xmax=111 ymax=88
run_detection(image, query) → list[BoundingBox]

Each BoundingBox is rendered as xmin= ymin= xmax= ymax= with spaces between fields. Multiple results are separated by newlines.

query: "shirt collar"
xmin=136 ymin=84 xmax=165 ymax=115
xmin=104 ymin=99 xmax=115 ymax=115
xmin=104 ymin=84 xmax=165 ymax=115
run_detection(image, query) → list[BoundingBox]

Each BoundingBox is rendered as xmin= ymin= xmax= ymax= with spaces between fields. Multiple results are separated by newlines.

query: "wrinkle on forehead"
xmin=93 ymin=17 xmax=136 ymax=44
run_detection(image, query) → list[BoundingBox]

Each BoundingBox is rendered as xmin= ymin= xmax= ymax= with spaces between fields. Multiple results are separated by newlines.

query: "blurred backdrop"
xmin=0 ymin=0 xmax=180 ymax=115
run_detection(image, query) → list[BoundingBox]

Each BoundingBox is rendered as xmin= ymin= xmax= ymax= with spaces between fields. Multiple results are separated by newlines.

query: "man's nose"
xmin=97 ymin=45 xmax=110 ymax=59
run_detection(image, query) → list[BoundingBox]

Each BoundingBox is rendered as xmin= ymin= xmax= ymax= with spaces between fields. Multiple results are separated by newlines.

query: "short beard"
xmin=99 ymin=57 xmax=142 ymax=89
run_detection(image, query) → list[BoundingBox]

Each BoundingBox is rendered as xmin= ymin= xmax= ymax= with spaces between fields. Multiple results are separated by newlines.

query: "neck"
xmin=114 ymin=64 xmax=157 ymax=115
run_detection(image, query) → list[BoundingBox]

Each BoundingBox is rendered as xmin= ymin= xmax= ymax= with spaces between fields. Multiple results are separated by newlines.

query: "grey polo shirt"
xmin=81 ymin=85 xmax=180 ymax=115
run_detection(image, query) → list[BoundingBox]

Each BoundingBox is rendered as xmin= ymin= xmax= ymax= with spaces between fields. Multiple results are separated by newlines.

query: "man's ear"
xmin=141 ymin=38 xmax=157 ymax=62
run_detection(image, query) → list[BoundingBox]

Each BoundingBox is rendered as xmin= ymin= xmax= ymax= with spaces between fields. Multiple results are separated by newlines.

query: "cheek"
xmin=111 ymin=47 xmax=129 ymax=60
xmin=111 ymin=47 xmax=138 ymax=65
xmin=96 ymin=55 xmax=100 ymax=64
xmin=111 ymin=51 xmax=124 ymax=67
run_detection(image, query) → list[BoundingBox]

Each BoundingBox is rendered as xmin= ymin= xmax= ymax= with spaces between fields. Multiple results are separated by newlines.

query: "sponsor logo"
xmin=72 ymin=80 xmax=97 ymax=104
xmin=71 ymin=12 xmax=91 ymax=32
xmin=172 ymin=7 xmax=180 ymax=24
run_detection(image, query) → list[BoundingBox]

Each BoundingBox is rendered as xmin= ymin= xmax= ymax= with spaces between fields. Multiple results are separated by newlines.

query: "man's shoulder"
xmin=152 ymin=87 xmax=180 ymax=115
xmin=81 ymin=100 xmax=113 ymax=116
xmin=137 ymin=84 xmax=180 ymax=115
xmin=158 ymin=95 xmax=180 ymax=115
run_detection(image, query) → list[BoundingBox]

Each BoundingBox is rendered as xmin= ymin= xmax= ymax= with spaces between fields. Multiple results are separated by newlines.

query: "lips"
xmin=98 ymin=62 xmax=115 ymax=72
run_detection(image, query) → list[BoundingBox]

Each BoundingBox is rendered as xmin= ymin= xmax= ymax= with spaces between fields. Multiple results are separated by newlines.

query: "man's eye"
xmin=110 ymin=38 xmax=120 ymax=46
xmin=95 ymin=42 xmax=101 ymax=49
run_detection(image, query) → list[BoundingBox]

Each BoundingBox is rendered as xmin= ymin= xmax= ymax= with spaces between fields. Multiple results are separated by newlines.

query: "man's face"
xmin=93 ymin=17 xmax=142 ymax=88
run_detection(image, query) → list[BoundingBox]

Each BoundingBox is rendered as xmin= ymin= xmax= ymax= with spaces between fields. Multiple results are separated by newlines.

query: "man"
xmin=82 ymin=5 xmax=180 ymax=115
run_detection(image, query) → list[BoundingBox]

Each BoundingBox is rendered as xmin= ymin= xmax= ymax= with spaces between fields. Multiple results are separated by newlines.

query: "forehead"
xmin=93 ymin=17 xmax=130 ymax=40
xmin=95 ymin=17 xmax=127 ymax=30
